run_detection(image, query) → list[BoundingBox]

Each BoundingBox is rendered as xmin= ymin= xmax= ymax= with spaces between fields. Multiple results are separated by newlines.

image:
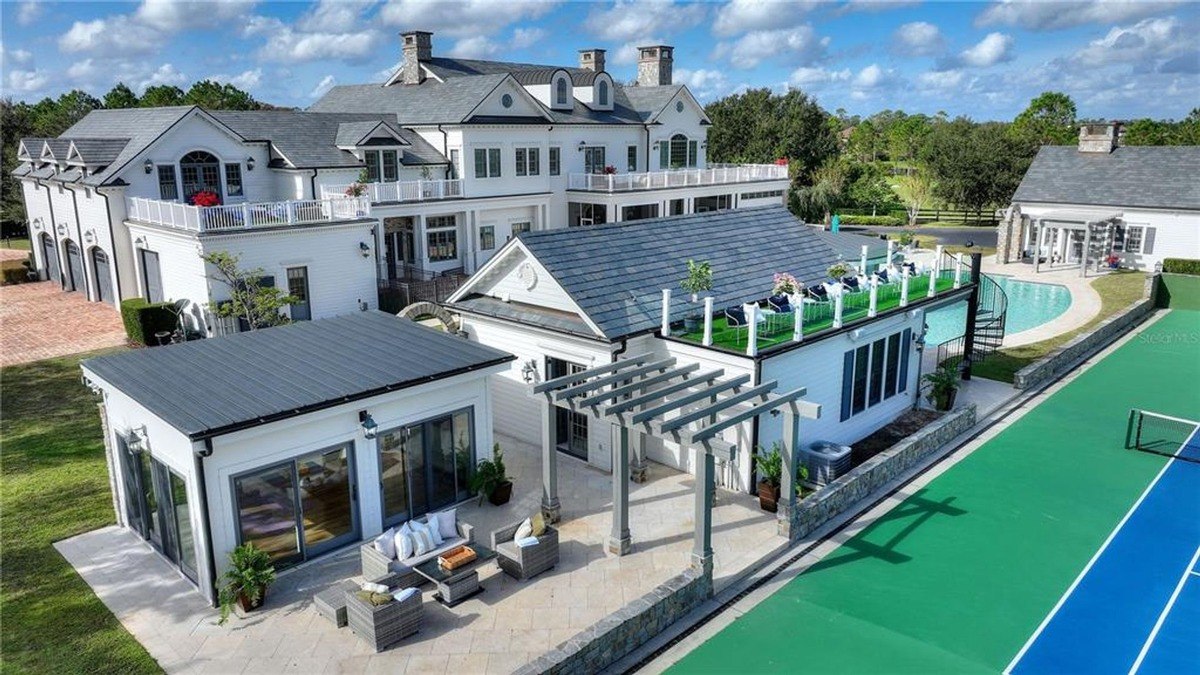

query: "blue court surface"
xmin=1008 ymin=429 xmax=1200 ymax=674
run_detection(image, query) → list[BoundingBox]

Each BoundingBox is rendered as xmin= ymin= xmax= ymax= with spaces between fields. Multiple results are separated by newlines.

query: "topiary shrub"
xmin=1162 ymin=258 xmax=1200 ymax=276
xmin=838 ymin=214 xmax=905 ymax=227
xmin=120 ymin=298 xmax=177 ymax=346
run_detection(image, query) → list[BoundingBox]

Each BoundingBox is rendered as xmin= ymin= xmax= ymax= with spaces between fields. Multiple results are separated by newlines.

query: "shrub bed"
xmin=120 ymin=298 xmax=177 ymax=346
xmin=1162 ymin=258 xmax=1200 ymax=276
xmin=838 ymin=214 xmax=905 ymax=227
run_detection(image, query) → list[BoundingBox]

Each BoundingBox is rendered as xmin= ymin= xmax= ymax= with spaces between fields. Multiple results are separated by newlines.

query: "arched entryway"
xmin=64 ymin=240 xmax=85 ymax=294
xmin=91 ymin=247 xmax=113 ymax=304
xmin=179 ymin=150 xmax=222 ymax=203
xmin=397 ymin=302 xmax=460 ymax=333
xmin=40 ymin=233 xmax=60 ymax=285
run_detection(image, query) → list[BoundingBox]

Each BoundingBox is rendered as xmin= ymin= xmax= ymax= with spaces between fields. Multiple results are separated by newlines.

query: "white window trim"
xmin=1124 ymin=225 xmax=1146 ymax=253
xmin=473 ymin=147 xmax=502 ymax=179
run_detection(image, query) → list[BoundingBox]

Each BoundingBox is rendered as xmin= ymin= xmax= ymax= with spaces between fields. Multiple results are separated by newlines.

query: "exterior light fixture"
xmin=144 ymin=159 xmax=154 ymax=174
xmin=520 ymin=359 xmax=540 ymax=384
xmin=913 ymin=329 xmax=927 ymax=352
xmin=359 ymin=241 xmax=371 ymax=258
xmin=126 ymin=427 xmax=149 ymax=454
xmin=84 ymin=230 xmax=95 ymax=244
xmin=246 ymin=156 xmax=255 ymax=171
xmin=359 ymin=411 xmax=378 ymax=439
xmin=577 ymin=141 xmax=586 ymax=152
xmin=134 ymin=236 xmax=146 ymax=247
xmin=56 ymin=223 xmax=67 ymax=236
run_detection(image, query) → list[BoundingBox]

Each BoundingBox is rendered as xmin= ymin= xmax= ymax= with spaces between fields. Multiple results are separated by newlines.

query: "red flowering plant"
xmin=602 ymin=165 xmax=617 ymax=175
xmin=345 ymin=183 xmax=367 ymax=197
xmin=190 ymin=190 xmax=221 ymax=207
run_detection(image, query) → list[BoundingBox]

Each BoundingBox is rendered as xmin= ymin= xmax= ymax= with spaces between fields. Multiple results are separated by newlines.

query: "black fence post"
xmin=961 ymin=252 xmax=984 ymax=380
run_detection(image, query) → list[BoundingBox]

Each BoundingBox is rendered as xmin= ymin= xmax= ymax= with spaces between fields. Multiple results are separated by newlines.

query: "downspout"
xmin=97 ymin=187 xmax=125 ymax=302
xmin=196 ymin=439 xmax=218 ymax=607
xmin=309 ymin=169 xmax=318 ymax=200
xmin=437 ymin=125 xmax=450 ymax=179
xmin=643 ymin=124 xmax=652 ymax=172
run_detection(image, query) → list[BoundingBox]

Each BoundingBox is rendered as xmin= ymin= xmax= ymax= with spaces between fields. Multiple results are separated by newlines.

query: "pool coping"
xmin=983 ymin=260 xmax=1105 ymax=348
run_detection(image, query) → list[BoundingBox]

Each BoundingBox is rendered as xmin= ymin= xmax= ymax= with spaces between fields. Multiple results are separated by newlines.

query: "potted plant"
xmin=602 ymin=165 xmax=618 ymax=175
xmin=344 ymin=182 xmax=367 ymax=198
xmin=680 ymin=259 xmax=713 ymax=332
xmin=217 ymin=543 xmax=276 ymax=624
xmin=190 ymin=190 xmax=221 ymax=208
xmin=826 ymin=259 xmax=853 ymax=282
xmin=772 ymin=272 xmax=800 ymax=297
xmin=922 ymin=363 xmax=961 ymax=411
xmin=469 ymin=443 xmax=514 ymax=506
xmin=1105 ymin=254 xmax=1121 ymax=269
xmin=755 ymin=444 xmax=783 ymax=512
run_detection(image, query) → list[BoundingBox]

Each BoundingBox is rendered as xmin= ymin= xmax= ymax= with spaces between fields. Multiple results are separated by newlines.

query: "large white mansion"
xmin=15 ymin=32 xmax=788 ymax=329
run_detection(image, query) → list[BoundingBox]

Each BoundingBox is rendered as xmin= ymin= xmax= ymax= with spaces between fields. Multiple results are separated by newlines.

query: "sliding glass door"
xmin=232 ymin=444 xmax=358 ymax=569
xmin=379 ymin=409 xmax=474 ymax=528
xmin=118 ymin=438 xmax=198 ymax=582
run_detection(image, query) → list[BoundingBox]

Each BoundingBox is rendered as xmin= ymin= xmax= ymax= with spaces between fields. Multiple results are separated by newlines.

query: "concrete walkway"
xmin=1 ymin=281 xmax=126 ymax=366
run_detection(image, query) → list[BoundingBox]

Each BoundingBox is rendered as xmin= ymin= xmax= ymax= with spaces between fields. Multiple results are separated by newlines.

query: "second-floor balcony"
xmin=320 ymin=179 xmax=465 ymax=205
xmin=126 ymin=196 xmax=371 ymax=234
xmin=567 ymin=163 xmax=789 ymax=193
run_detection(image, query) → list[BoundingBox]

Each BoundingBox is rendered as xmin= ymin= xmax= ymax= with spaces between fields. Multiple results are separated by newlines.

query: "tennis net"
xmin=1125 ymin=409 xmax=1200 ymax=464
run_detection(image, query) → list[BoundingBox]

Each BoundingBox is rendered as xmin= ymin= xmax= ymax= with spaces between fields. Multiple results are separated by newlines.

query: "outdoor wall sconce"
xmin=359 ymin=241 xmax=371 ymax=258
xmin=31 ymin=218 xmax=41 ymax=231
xmin=359 ymin=411 xmax=378 ymax=439
xmin=134 ymin=236 xmax=146 ymax=247
xmin=56 ymin=223 xmax=67 ymax=236
xmin=126 ymin=426 xmax=149 ymax=454
xmin=577 ymin=141 xmax=586 ymax=152
xmin=143 ymin=159 xmax=154 ymax=174
xmin=913 ymin=329 xmax=927 ymax=353
xmin=246 ymin=156 xmax=255 ymax=171
xmin=520 ymin=359 xmax=540 ymax=384
xmin=84 ymin=230 xmax=95 ymax=244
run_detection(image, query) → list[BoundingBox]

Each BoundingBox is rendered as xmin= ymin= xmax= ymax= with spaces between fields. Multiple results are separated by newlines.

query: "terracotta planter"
xmin=757 ymin=480 xmax=781 ymax=513
xmin=489 ymin=480 xmax=513 ymax=506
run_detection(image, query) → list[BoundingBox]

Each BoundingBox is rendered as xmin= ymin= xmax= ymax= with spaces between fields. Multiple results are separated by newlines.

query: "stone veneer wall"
xmin=784 ymin=404 xmax=978 ymax=541
xmin=1013 ymin=274 xmax=1158 ymax=390
xmin=517 ymin=568 xmax=712 ymax=675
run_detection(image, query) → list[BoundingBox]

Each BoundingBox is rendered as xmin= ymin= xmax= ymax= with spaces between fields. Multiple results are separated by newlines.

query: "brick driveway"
xmin=1 ymin=281 xmax=128 ymax=367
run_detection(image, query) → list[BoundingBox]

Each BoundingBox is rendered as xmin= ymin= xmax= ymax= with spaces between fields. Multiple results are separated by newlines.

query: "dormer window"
xmin=598 ymin=80 xmax=609 ymax=107
xmin=556 ymin=78 xmax=568 ymax=107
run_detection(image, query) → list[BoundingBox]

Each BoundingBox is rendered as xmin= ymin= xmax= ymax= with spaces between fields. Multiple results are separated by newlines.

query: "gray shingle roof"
xmin=1013 ymin=145 xmax=1200 ymax=211
xmin=458 ymin=206 xmax=841 ymax=340
xmin=43 ymin=139 xmax=72 ymax=159
xmin=423 ymin=57 xmax=600 ymax=85
xmin=58 ymin=106 xmax=197 ymax=185
xmin=620 ymin=85 xmax=686 ymax=122
xmin=81 ymin=311 xmax=514 ymax=439
xmin=68 ymin=138 xmax=131 ymax=165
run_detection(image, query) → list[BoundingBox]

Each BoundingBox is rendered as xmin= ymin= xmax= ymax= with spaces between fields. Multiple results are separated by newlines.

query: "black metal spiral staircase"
xmin=935 ymin=257 xmax=1008 ymax=373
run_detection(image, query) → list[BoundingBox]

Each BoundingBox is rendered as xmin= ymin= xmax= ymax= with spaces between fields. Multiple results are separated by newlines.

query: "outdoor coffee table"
xmin=412 ymin=544 xmax=498 ymax=607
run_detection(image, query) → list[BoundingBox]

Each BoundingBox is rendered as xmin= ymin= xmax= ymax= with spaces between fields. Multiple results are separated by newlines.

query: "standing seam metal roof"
xmin=81 ymin=312 xmax=514 ymax=439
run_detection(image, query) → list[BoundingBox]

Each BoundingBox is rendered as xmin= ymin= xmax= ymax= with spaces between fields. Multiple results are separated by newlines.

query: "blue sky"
xmin=2 ymin=1 xmax=1197 ymax=120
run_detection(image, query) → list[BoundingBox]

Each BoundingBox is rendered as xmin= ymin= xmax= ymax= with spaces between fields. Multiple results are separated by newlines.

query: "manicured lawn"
xmin=973 ymin=271 xmax=1147 ymax=383
xmin=2 ymin=237 xmax=31 ymax=251
xmin=0 ymin=349 xmax=161 ymax=674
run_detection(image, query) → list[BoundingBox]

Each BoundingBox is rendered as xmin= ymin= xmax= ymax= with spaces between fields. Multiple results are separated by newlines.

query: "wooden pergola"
xmin=531 ymin=353 xmax=820 ymax=575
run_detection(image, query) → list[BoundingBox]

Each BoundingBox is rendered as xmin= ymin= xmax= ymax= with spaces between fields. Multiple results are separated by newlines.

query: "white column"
xmin=832 ymin=291 xmax=844 ymax=328
xmin=954 ymin=253 xmax=964 ymax=289
xmin=702 ymin=297 xmax=714 ymax=346
xmin=859 ymin=244 xmax=868 ymax=274
xmin=868 ymin=277 xmax=878 ymax=318
xmin=934 ymin=244 xmax=944 ymax=276
xmin=886 ymin=239 xmax=895 ymax=267
xmin=791 ymin=293 xmax=803 ymax=342
xmin=927 ymin=265 xmax=937 ymax=298
xmin=745 ymin=303 xmax=758 ymax=357
xmin=900 ymin=270 xmax=910 ymax=308
xmin=661 ymin=289 xmax=671 ymax=335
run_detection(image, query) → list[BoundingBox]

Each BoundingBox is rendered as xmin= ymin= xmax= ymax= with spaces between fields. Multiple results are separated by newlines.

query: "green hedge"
xmin=120 ymin=298 xmax=177 ymax=346
xmin=1162 ymin=258 xmax=1200 ymax=276
xmin=837 ymin=214 xmax=905 ymax=227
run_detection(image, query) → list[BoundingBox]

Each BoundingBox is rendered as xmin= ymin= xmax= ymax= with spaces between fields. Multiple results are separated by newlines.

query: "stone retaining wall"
xmin=784 ymin=404 xmax=977 ymax=541
xmin=517 ymin=568 xmax=712 ymax=675
xmin=1013 ymin=275 xmax=1158 ymax=390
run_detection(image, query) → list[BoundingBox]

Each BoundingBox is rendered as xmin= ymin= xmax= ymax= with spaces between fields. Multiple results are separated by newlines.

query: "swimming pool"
xmin=924 ymin=275 xmax=1072 ymax=346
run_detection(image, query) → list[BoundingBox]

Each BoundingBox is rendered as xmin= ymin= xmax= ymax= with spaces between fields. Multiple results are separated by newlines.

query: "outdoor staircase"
xmin=935 ymin=263 xmax=1008 ymax=372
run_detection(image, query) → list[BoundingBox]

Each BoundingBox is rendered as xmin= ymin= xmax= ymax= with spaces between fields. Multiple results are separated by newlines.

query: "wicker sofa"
xmin=360 ymin=517 xmax=475 ymax=588
xmin=491 ymin=520 xmax=559 ymax=581
xmin=344 ymin=589 xmax=422 ymax=652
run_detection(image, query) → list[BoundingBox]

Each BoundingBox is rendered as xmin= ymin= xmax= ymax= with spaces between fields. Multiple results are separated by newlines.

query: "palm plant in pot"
xmin=756 ymin=444 xmax=784 ymax=512
xmin=922 ymin=363 xmax=961 ymax=411
xmin=470 ymin=443 xmax=513 ymax=506
xmin=679 ymin=259 xmax=713 ymax=333
xmin=217 ymin=543 xmax=276 ymax=624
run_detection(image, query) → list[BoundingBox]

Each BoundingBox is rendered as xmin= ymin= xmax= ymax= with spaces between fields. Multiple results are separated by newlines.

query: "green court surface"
xmin=668 ymin=309 xmax=1200 ymax=674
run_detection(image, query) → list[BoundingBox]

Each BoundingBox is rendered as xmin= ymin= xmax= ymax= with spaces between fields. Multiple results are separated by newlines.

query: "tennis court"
xmin=664 ymin=309 xmax=1200 ymax=674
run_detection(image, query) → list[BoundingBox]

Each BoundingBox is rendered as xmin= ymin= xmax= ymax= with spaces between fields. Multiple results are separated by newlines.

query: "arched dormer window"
xmin=598 ymin=80 xmax=609 ymax=107
xmin=556 ymin=78 xmax=569 ymax=107
xmin=179 ymin=150 xmax=222 ymax=203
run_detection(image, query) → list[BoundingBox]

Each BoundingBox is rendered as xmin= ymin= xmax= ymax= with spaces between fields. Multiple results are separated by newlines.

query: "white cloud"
xmin=938 ymin=31 xmax=1014 ymax=69
xmin=1073 ymin=16 xmax=1185 ymax=67
xmin=892 ymin=21 xmax=944 ymax=57
xmin=585 ymin=0 xmax=706 ymax=43
xmin=249 ymin=16 xmax=383 ymax=63
xmin=310 ymin=74 xmax=337 ymax=98
xmin=712 ymin=0 xmax=817 ymax=37
xmin=137 ymin=63 xmax=188 ymax=91
xmin=60 ymin=16 xmax=155 ymax=56
xmin=67 ymin=59 xmax=99 ymax=81
xmin=449 ymin=36 xmax=500 ymax=59
xmin=977 ymin=0 xmax=1179 ymax=31
xmin=715 ymin=25 xmax=828 ymax=69
xmin=380 ymin=0 xmax=560 ymax=38
xmin=918 ymin=69 xmax=965 ymax=90
xmin=837 ymin=0 xmax=922 ymax=14
xmin=296 ymin=0 xmax=372 ymax=33
xmin=511 ymin=27 xmax=546 ymax=50
xmin=16 ymin=0 xmax=43 ymax=26
xmin=788 ymin=66 xmax=851 ymax=86
xmin=134 ymin=0 xmax=254 ymax=32
xmin=853 ymin=64 xmax=888 ymax=88
xmin=7 ymin=68 xmax=48 ymax=93
xmin=209 ymin=68 xmax=263 ymax=90
xmin=8 ymin=48 xmax=33 ymax=65
xmin=674 ymin=67 xmax=732 ymax=99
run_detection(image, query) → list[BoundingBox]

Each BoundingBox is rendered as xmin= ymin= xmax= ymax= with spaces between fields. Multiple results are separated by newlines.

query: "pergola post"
xmin=608 ymin=425 xmax=632 ymax=555
xmin=777 ymin=409 xmax=800 ymax=538
xmin=540 ymin=397 xmax=561 ymax=523
xmin=1033 ymin=219 xmax=1042 ymax=273
xmin=691 ymin=447 xmax=714 ymax=576
xmin=630 ymin=430 xmax=647 ymax=483
xmin=1080 ymin=223 xmax=1092 ymax=278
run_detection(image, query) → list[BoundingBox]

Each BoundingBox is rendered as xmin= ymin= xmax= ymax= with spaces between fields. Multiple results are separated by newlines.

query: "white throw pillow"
xmin=361 ymin=581 xmax=389 ymax=594
xmin=393 ymin=587 xmax=420 ymax=602
xmin=516 ymin=536 xmax=540 ymax=548
xmin=373 ymin=528 xmax=396 ymax=560
xmin=409 ymin=521 xmax=434 ymax=555
xmin=431 ymin=509 xmax=458 ymax=540
xmin=424 ymin=516 xmax=444 ymax=547
xmin=514 ymin=517 xmax=533 ymax=542
xmin=393 ymin=527 xmax=414 ymax=560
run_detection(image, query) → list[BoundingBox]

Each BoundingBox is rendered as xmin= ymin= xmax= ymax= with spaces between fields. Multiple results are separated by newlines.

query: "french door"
xmin=119 ymin=437 xmax=198 ymax=582
xmin=379 ymin=409 xmax=474 ymax=528
xmin=232 ymin=445 xmax=359 ymax=569
xmin=547 ymin=357 xmax=589 ymax=460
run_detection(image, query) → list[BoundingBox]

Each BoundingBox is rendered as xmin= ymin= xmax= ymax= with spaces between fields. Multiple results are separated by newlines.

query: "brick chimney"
xmin=579 ymin=49 xmax=606 ymax=73
xmin=636 ymin=45 xmax=673 ymax=86
xmin=400 ymin=31 xmax=432 ymax=85
xmin=1078 ymin=121 xmax=1121 ymax=153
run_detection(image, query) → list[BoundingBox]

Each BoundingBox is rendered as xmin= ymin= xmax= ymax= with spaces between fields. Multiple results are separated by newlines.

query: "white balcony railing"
xmin=320 ymin=179 xmax=465 ymax=204
xmin=567 ymin=164 xmax=788 ymax=192
xmin=125 ymin=196 xmax=371 ymax=233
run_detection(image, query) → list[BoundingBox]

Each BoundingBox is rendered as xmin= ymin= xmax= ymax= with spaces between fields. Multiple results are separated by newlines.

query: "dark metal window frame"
xmin=376 ymin=406 xmax=476 ymax=529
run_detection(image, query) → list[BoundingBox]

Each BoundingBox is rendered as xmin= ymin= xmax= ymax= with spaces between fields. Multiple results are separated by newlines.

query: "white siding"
xmin=127 ymin=222 xmax=208 ymax=304
xmin=22 ymin=180 xmax=54 ymax=279
xmin=468 ymin=246 xmax=582 ymax=315
xmin=1020 ymin=202 xmax=1200 ymax=272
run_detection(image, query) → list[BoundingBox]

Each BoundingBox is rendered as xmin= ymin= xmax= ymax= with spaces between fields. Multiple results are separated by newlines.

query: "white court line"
xmin=1129 ymin=543 xmax=1200 ymax=674
xmin=1002 ymin=425 xmax=1200 ymax=674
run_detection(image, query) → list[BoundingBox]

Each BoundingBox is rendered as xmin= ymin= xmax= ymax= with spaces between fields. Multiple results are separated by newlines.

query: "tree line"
xmin=704 ymin=89 xmax=1200 ymax=226
xmin=1 ymin=81 xmax=270 ymax=231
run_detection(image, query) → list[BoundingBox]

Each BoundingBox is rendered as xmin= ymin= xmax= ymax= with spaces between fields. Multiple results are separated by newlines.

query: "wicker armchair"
xmin=360 ymin=520 xmax=474 ymax=588
xmin=344 ymin=589 xmax=422 ymax=652
xmin=491 ymin=521 xmax=559 ymax=581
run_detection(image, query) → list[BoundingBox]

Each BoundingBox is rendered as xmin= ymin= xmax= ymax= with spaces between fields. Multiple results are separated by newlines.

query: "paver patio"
xmin=1 ymin=281 xmax=126 ymax=366
xmin=57 ymin=433 xmax=781 ymax=674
